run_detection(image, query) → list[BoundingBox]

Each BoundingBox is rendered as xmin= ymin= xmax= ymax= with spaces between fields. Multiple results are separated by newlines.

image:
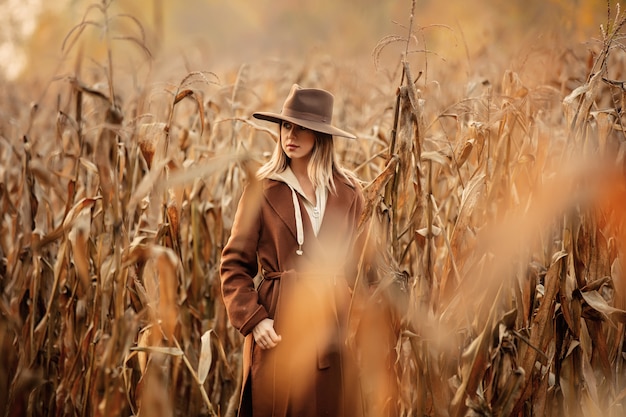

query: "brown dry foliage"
xmin=1 ymin=1 xmax=626 ymax=417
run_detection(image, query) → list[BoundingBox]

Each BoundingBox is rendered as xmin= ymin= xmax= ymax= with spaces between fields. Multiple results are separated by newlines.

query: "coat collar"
xmin=263 ymin=172 xmax=358 ymax=248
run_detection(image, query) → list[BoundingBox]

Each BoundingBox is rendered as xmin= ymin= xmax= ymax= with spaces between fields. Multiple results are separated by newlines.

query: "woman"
xmin=220 ymin=84 xmax=365 ymax=417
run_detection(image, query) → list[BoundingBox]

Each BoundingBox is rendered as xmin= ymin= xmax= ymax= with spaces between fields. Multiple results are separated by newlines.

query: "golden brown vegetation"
xmin=1 ymin=0 xmax=626 ymax=416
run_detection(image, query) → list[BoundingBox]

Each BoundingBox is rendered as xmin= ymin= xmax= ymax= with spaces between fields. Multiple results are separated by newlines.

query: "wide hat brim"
xmin=252 ymin=112 xmax=357 ymax=139
xmin=252 ymin=84 xmax=357 ymax=139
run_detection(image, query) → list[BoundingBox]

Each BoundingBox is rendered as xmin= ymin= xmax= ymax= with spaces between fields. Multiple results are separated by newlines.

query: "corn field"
xmin=1 ymin=1 xmax=626 ymax=416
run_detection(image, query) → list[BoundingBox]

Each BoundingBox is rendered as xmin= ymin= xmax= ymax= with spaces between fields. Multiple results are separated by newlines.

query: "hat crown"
xmin=281 ymin=85 xmax=334 ymax=124
xmin=252 ymin=83 xmax=356 ymax=139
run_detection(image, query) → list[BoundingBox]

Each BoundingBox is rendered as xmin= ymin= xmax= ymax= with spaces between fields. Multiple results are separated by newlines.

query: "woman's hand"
xmin=252 ymin=318 xmax=282 ymax=349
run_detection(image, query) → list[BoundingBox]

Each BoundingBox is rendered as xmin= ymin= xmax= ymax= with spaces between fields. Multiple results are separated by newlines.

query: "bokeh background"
xmin=2 ymin=1 xmax=625 ymax=417
xmin=1 ymin=0 xmax=608 ymax=82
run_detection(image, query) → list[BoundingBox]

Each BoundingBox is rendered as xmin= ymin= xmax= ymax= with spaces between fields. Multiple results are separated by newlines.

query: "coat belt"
xmin=262 ymin=270 xmax=283 ymax=280
xmin=262 ymin=269 xmax=345 ymax=283
xmin=260 ymin=268 xmax=347 ymax=370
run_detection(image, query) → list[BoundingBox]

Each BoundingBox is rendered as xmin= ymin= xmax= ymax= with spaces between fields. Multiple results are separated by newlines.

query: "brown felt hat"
xmin=253 ymin=84 xmax=356 ymax=139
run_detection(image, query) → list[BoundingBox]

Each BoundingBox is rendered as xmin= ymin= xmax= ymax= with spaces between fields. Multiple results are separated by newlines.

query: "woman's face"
xmin=281 ymin=121 xmax=316 ymax=162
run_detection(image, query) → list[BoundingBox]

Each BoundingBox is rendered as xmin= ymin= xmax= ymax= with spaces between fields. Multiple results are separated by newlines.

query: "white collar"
xmin=269 ymin=166 xmax=328 ymax=255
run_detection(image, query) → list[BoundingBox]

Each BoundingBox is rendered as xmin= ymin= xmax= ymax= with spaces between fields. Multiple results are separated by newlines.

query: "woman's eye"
xmin=283 ymin=122 xmax=292 ymax=130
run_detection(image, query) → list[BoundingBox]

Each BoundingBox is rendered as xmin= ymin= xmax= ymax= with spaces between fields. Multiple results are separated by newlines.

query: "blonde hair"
xmin=257 ymin=129 xmax=353 ymax=194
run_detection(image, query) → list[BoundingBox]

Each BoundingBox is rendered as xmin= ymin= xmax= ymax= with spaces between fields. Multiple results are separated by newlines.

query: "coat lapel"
xmin=263 ymin=180 xmax=298 ymax=241
xmin=262 ymin=174 xmax=358 ymax=253
xmin=317 ymin=175 xmax=357 ymax=241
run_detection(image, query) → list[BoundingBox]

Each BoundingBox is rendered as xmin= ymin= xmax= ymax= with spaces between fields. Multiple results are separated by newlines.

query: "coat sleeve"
xmin=220 ymin=182 xmax=269 ymax=336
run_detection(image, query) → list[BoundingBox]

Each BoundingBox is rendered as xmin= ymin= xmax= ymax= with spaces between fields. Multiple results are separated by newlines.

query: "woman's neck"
xmin=289 ymin=158 xmax=308 ymax=179
xmin=289 ymin=159 xmax=316 ymax=203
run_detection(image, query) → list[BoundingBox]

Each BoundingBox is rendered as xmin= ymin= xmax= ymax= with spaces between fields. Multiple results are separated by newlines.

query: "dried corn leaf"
xmin=198 ymin=330 xmax=213 ymax=384
xmin=130 ymin=346 xmax=184 ymax=356
xmin=71 ymin=227 xmax=91 ymax=292
xmin=514 ymin=252 xmax=566 ymax=413
xmin=135 ymin=328 xmax=152 ymax=374
xmin=455 ymin=138 xmax=474 ymax=169
xmin=155 ymin=248 xmax=180 ymax=338
xmin=581 ymin=290 xmax=626 ymax=324
xmin=451 ymin=285 xmax=503 ymax=417
xmin=62 ymin=197 xmax=101 ymax=229
xmin=421 ymin=150 xmax=449 ymax=166
xmin=440 ymin=173 xmax=485 ymax=299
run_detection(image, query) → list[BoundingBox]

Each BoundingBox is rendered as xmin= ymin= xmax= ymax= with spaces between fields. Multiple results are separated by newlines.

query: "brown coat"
xmin=220 ymin=173 xmax=364 ymax=417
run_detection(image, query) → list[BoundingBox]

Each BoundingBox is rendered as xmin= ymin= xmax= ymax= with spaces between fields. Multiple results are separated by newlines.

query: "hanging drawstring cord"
xmin=289 ymin=185 xmax=305 ymax=255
